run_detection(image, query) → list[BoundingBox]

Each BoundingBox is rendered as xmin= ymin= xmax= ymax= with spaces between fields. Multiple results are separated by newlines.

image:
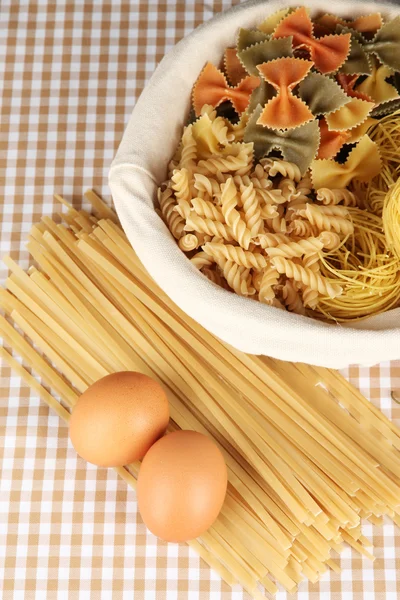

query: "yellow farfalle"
xmin=257 ymin=7 xmax=291 ymax=33
xmin=325 ymin=97 xmax=375 ymax=131
xmin=311 ymin=135 xmax=381 ymax=189
xmin=346 ymin=117 xmax=378 ymax=144
xmin=355 ymin=64 xmax=400 ymax=106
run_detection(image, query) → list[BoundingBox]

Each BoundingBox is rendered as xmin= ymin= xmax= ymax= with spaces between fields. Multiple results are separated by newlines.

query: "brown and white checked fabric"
xmin=1 ymin=1 xmax=400 ymax=599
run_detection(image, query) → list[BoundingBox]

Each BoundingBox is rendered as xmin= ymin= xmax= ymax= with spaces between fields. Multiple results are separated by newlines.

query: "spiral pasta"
xmin=221 ymin=178 xmax=252 ymax=250
xmin=261 ymin=158 xmax=302 ymax=182
xmin=158 ymin=187 xmax=185 ymax=240
xmin=219 ymin=259 xmax=255 ymax=296
xmin=300 ymin=204 xmax=354 ymax=235
xmin=296 ymin=173 xmax=313 ymax=197
xmin=191 ymin=197 xmax=225 ymax=222
xmin=259 ymin=266 xmax=279 ymax=303
xmin=302 ymin=286 xmax=320 ymax=309
xmin=264 ymin=207 xmax=287 ymax=233
xmin=184 ymin=214 xmax=234 ymax=241
xmin=266 ymin=237 xmax=324 ymax=259
xmin=261 ymin=204 xmax=280 ymax=219
xmin=278 ymin=178 xmax=300 ymax=202
xmin=257 ymin=188 xmax=286 ymax=205
xmin=171 ymin=168 xmax=192 ymax=219
xmin=211 ymin=116 xmax=232 ymax=145
xmin=255 ymin=232 xmax=292 ymax=249
xmin=200 ymin=104 xmax=217 ymax=120
xmin=180 ymin=124 xmax=197 ymax=172
xmin=190 ymin=251 xmax=214 ymax=270
xmin=240 ymin=182 xmax=263 ymax=238
xmin=303 ymin=252 xmax=321 ymax=273
xmin=203 ymin=242 xmax=268 ymax=269
xmin=318 ymin=231 xmax=341 ymax=250
xmin=251 ymin=164 xmax=273 ymax=190
xmin=316 ymin=188 xmax=358 ymax=206
xmin=230 ymin=113 xmax=249 ymax=142
xmin=178 ymin=233 xmax=199 ymax=252
xmin=282 ymin=280 xmax=306 ymax=315
xmin=197 ymin=145 xmax=253 ymax=176
xmin=288 ymin=219 xmax=319 ymax=237
xmin=271 ymin=257 xmax=343 ymax=298
xmin=194 ymin=173 xmax=223 ymax=198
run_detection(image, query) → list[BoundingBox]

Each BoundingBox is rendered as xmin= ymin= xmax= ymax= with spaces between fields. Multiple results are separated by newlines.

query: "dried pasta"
xmin=159 ymin=4 xmax=400 ymax=322
xmin=4 ymin=191 xmax=400 ymax=599
xmin=159 ymin=104 xmax=400 ymax=319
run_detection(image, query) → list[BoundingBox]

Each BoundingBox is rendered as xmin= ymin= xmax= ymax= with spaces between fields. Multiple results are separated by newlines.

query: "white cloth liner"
xmin=109 ymin=0 xmax=400 ymax=368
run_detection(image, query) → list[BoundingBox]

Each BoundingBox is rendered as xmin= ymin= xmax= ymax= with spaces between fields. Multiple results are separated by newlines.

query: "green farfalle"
xmin=244 ymin=105 xmax=320 ymax=174
xmin=238 ymin=36 xmax=293 ymax=76
xmin=371 ymin=97 xmax=400 ymax=117
xmin=339 ymin=17 xmax=400 ymax=74
xmin=247 ymin=79 xmax=276 ymax=114
xmin=298 ymin=72 xmax=350 ymax=116
xmin=338 ymin=27 xmax=371 ymax=75
xmin=236 ymin=28 xmax=269 ymax=53
xmin=363 ymin=16 xmax=400 ymax=72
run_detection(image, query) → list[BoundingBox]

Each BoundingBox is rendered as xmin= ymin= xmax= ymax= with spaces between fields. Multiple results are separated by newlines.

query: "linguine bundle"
xmin=2 ymin=191 xmax=400 ymax=597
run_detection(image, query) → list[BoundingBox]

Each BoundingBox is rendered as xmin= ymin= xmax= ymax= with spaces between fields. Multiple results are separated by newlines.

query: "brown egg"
xmin=137 ymin=430 xmax=227 ymax=542
xmin=69 ymin=372 xmax=169 ymax=467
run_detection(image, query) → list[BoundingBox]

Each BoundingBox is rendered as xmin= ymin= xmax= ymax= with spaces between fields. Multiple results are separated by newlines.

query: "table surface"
xmin=1 ymin=1 xmax=400 ymax=599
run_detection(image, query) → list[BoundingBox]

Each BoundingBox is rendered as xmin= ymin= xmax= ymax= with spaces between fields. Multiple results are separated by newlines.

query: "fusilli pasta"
xmin=240 ymin=182 xmax=263 ymax=238
xmin=190 ymin=251 xmax=214 ymax=270
xmin=185 ymin=214 xmax=234 ymax=241
xmin=158 ymin=187 xmax=185 ymax=240
xmin=219 ymin=259 xmax=255 ymax=296
xmin=221 ymin=178 xmax=252 ymax=250
xmin=180 ymin=124 xmax=197 ymax=172
xmin=191 ymin=197 xmax=225 ymax=222
xmin=259 ymin=266 xmax=279 ymax=303
xmin=271 ymin=257 xmax=343 ymax=298
xmin=178 ymin=233 xmax=199 ymax=252
xmin=282 ymin=280 xmax=306 ymax=315
xmin=316 ymin=188 xmax=358 ymax=206
xmin=261 ymin=158 xmax=302 ymax=182
xmin=265 ymin=237 xmax=324 ymax=259
xmin=203 ymin=242 xmax=268 ymax=269
xmin=171 ymin=168 xmax=191 ymax=219
xmin=300 ymin=204 xmax=354 ymax=235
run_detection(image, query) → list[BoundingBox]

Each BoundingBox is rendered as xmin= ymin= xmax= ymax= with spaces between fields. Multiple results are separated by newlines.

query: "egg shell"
xmin=69 ymin=371 xmax=169 ymax=467
xmin=137 ymin=430 xmax=228 ymax=542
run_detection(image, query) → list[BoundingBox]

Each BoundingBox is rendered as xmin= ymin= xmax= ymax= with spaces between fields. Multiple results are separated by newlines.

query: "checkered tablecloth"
xmin=1 ymin=1 xmax=400 ymax=599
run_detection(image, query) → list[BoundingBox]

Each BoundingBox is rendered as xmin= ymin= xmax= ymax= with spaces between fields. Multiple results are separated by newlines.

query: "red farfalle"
xmin=273 ymin=7 xmax=351 ymax=74
xmin=224 ymin=48 xmax=247 ymax=86
xmin=257 ymin=57 xmax=314 ymax=130
xmin=336 ymin=74 xmax=374 ymax=103
xmin=192 ymin=62 xmax=259 ymax=116
xmin=317 ymin=117 xmax=350 ymax=159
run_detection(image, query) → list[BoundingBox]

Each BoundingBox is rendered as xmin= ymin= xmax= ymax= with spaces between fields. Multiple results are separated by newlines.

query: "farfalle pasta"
xmin=158 ymin=6 xmax=400 ymax=322
xmin=192 ymin=62 xmax=259 ymax=116
xmin=273 ymin=6 xmax=351 ymax=74
xmin=256 ymin=57 xmax=314 ymax=129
